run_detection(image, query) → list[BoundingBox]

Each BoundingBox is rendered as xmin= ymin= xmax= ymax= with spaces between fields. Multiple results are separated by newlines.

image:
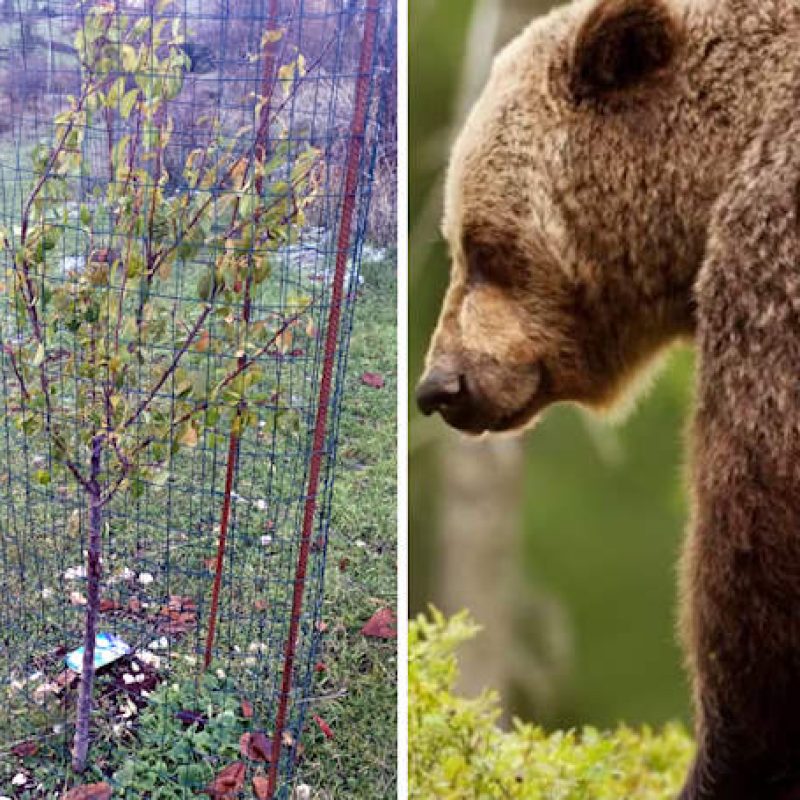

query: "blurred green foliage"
xmin=409 ymin=0 xmax=696 ymax=729
xmin=408 ymin=0 xmax=475 ymax=612
xmin=517 ymin=350 xmax=694 ymax=727
xmin=409 ymin=610 xmax=693 ymax=799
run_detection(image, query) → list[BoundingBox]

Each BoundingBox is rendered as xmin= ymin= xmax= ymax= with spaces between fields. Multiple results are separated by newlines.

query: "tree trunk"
xmin=437 ymin=435 xmax=524 ymax=707
xmin=72 ymin=436 xmax=103 ymax=773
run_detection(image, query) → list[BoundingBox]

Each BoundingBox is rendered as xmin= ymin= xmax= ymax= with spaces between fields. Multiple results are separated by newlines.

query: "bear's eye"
xmin=465 ymin=243 xmax=490 ymax=286
xmin=463 ymin=237 xmax=516 ymax=289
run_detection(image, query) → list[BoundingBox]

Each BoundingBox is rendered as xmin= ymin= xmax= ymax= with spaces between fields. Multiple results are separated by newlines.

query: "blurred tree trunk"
xmin=438 ymin=435 xmax=524 ymax=712
xmin=435 ymin=0 xmax=562 ymax=718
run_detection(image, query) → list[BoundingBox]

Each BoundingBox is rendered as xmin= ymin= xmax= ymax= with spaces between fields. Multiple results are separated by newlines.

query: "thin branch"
xmin=103 ymin=305 xmax=309 ymax=505
xmin=113 ymin=98 xmax=144 ymax=351
xmin=3 ymin=345 xmax=30 ymax=401
xmin=121 ymin=301 xmax=214 ymax=431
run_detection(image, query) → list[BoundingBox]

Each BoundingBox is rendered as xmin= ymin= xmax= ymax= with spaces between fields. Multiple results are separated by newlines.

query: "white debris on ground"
xmin=109 ymin=567 xmax=136 ymax=584
xmin=136 ymin=650 xmax=162 ymax=669
xmin=63 ymin=565 xmax=86 ymax=581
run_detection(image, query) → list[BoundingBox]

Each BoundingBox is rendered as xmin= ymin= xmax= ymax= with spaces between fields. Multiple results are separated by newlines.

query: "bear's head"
xmin=418 ymin=0 xmax=714 ymax=435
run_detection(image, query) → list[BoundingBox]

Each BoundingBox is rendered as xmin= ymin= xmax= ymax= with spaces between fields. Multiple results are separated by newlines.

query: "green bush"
xmin=409 ymin=609 xmax=694 ymax=799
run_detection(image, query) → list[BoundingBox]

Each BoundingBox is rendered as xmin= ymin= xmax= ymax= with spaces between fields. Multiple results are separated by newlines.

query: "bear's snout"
xmin=415 ymin=365 xmax=467 ymax=418
xmin=415 ymin=360 xmax=494 ymax=434
xmin=417 ymin=353 xmax=545 ymax=435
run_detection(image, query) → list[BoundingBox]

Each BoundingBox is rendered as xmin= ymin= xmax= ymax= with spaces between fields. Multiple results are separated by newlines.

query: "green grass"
xmin=0 ymin=258 xmax=397 ymax=798
xmin=291 ymin=257 xmax=397 ymax=798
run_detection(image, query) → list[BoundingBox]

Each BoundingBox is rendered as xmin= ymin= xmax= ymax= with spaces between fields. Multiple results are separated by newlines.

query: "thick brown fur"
xmin=418 ymin=1 xmax=800 ymax=797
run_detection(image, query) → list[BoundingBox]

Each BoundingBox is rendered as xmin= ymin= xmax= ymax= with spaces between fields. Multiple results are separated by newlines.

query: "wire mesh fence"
xmin=0 ymin=0 xmax=395 ymax=795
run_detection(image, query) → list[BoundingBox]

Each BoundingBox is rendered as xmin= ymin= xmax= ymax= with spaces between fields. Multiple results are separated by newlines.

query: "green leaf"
xmin=120 ymin=88 xmax=139 ymax=119
xmin=107 ymin=75 xmax=126 ymax=107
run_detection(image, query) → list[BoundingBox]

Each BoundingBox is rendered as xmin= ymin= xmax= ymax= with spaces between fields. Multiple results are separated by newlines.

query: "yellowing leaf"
xmin=180 ymin=424 xmax=198 ymax=448
xmin=68 ymin=510 xmax=80 ymax=536
xmin=261 ymin=30 xmax=283 ymax=46
xmin=121 ymin=44 xmax=138 ymax=72
xmin=196 ymin=330 xmax=210 ymax=353
xmin=229 ymin=157 xmax=249 ymax=190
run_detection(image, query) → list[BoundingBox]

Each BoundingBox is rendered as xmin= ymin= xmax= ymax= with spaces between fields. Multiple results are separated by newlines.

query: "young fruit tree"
xmin=1 ymin=0 xmax=319 ymax=772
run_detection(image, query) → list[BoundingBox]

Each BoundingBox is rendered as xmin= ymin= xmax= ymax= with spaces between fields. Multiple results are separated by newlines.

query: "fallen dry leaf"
xmin=168 ymin=595 xmax=197 ymax=612
xmin=241 ymin=698 xmax=254 ymax=719
xmin=55 ymin=669 xmax=78 ymax=692
xmin=157 ymin=595 xmax=198 ymax=634
xmin=175 ymin=710 xmax=206 ymax=729
xmin=61 ymin=783 xmax=113 ymax=800
xmin=204 ymin=762 xmax=246 ymax=799
xmin=361 ymin=607 xmax=397 ymax=639
xmin=240 ymin=731 xmax=272 ymax=762
xmin=253 ymin=775 xmax=270 ymax=800
xmin=11 ymin=740 xmax=38 ymax=758
xmin=360 ymin=371 xmax=385 ymax=389
xmin=312 ymin=713 xmax=334 ymax=740
xmin=99 ymin=598 xmax=120 ymax=613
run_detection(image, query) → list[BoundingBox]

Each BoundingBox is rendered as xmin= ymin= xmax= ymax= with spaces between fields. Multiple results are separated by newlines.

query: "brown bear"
xmin=416 ymin=0 xmax=800 ymax=798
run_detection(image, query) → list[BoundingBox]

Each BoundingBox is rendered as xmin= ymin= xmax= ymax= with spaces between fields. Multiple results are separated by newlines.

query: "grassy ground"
xmin=0 ymin=258 xmax=397 ymax=798
xmin=292 ymin=257 xmax=397 ymax=798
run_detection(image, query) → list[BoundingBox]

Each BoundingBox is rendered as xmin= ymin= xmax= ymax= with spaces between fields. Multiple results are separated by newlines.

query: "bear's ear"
xmin=568 ymin=0 xmax=681 ymax=101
